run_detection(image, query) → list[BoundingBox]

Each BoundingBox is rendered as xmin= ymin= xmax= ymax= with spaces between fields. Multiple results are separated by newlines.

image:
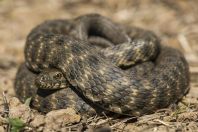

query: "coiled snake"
xmin=14 ymin=14 xmax=190 ymax=116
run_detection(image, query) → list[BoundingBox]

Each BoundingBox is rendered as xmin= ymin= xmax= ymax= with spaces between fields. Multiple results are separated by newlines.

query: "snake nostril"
xmin=41 ymin=75 xmax=49 ymax=81
xmin=40 ymin=76 xmax=44 ymax=81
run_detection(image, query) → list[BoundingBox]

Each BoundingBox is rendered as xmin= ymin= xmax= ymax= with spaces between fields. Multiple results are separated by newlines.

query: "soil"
xmin=0 ymin=0 xmax=198 ymax=131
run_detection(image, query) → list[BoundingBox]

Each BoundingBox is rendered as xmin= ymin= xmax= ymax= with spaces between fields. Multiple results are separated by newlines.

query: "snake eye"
xmin=40 ymin=75 xmax=46 ymax=81
xmin=40 ymin=76 xmax=44 ymax=81
xmin=54 ymin=73 xmax=62 ymax=79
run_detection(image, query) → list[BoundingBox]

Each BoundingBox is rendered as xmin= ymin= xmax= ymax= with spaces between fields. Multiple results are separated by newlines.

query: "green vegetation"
xmin=8 ymin=118 xmax=25 ymax=132
xmin=25 ymin=97 xmax=32 ymax=106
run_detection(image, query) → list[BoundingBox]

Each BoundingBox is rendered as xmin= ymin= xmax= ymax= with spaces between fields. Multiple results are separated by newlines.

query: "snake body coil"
xmin=15 ymin=14 xmax=189 ymax=116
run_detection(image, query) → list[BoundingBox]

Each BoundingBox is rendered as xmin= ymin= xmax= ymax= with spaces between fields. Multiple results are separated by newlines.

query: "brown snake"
xmin=14 ymin=14 xmax=190 ymax=116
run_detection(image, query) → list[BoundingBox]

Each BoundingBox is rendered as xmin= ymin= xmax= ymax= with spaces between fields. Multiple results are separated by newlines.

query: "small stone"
xmin=9 ymin=97 xmax=31 ymax=123
xmin=30 ymin=114 xmax=45 ymax=128
xmin=44 ymin=108 xmax=81 ymax=131
xmin=9 ymin=97 xmax=21 ymax=107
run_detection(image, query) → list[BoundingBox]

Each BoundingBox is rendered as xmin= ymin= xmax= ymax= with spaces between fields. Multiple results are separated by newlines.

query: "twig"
xmin=2 ymin=91 xmax=9 ymax=117
xmin=89 ymin=117 xmax=113 ymax=126
xmin=177 ymin=33 xmax=198 ymax=66
xmin=102 ymin=112 xmax=113 ymax=126
xmin=87 ymin=114 xmax=100 ymax=124
xmin=178 ymin=33 xmax=192 ymax=53
xmin=153 ymin=119 xmax=171 ymax=127
xmin=2 ymin=91 xmax=10 ymax=132
xmin=110 ymin=117 xmax=136 ymax=128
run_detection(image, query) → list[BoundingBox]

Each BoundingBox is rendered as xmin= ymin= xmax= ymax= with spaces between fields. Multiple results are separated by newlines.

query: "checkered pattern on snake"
xmin=14 ymin=14 xmax=190 ymax=116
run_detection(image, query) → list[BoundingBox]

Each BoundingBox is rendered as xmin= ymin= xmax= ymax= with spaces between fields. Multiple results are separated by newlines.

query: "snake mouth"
xmin=35 ymin=76 xmax=68 ymax=89
xmin=35 ymin=80 xmax=50 ymax=89
xmin=35 ymin=74 xmax=51 ymax=89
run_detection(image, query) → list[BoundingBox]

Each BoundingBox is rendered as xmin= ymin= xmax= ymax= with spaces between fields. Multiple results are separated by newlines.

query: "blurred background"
xmin=0 ymin=0 xmax=197 ymax=104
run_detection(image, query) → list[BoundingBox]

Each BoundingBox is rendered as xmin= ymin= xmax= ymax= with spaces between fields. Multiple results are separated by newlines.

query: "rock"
xmin=30 ymin=114 xmax=45 ymax=128
xmin=44 ymin=108 xmax=81 ymax=131
xmin=9 ymin=97 xmax=32 ymax=123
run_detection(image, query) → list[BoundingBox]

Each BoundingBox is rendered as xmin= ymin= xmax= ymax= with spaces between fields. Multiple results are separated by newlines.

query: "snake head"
xmin=35 ymin=69 xmax=68 ymax=89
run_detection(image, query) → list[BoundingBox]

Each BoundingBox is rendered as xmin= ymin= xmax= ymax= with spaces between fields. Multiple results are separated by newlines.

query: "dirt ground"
xmin=0 ymin=0 xmax=198 ymax=131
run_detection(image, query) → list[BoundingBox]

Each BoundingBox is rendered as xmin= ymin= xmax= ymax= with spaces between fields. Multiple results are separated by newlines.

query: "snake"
xmin=14 ymin=14 xmax=190 ymax=117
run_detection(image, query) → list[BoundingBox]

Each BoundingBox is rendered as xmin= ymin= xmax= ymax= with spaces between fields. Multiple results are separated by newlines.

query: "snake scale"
xmin=14 ymin=14 xmax=190 ymax=116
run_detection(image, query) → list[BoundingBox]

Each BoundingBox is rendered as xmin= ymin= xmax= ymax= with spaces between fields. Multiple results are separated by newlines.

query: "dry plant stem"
xmin=2 ymin=92 xmax=10 ymax=132
xmin=153 ymin=119 xmax=171 ymax=127
xmin=110 ymin=117 xmax=136 ymax=128
xmin=2 ymin=92 xmax=9 ymax=117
